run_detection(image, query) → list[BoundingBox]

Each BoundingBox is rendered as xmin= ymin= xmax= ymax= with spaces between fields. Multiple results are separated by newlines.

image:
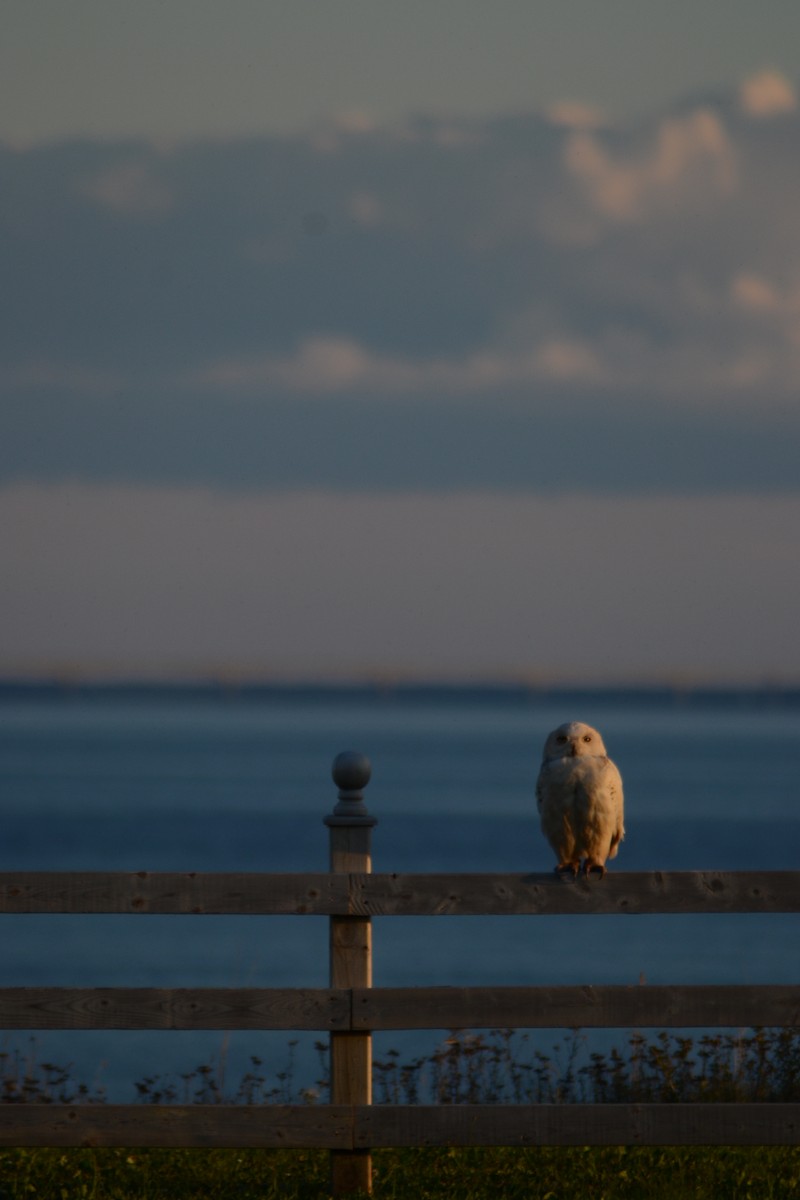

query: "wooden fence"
xmin=1 ymin=750 xmax=799 ymax=1195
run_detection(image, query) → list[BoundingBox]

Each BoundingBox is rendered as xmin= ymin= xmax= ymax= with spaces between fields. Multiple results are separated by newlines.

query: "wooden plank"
xmin=1 ymin=984 xmax=796 ymax=1033
xmin=2 ymin=1101 xmax=799 ymax=1150
xmin=0 ymin=988 xmax=349 ymax=1030
xmin=353 ymin=985 xmax=800 ymax=1030
xmin=0 ymin=1105 xmax=354 ymax=1149
xmin=350 ymin=871 xmax=800 ymax=915
xmin=0 ymin=871 xmax=798 ymax=916
xmin=0 ymin=872 xmax=347 ymax=915
xmin=329 ymin=822 xmax=373 ymax=1196
xmin=356 ymin=1103 xmax=800 ymax=1147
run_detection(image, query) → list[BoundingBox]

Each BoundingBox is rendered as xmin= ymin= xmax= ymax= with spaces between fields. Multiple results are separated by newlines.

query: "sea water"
xmin=0 ymin=685 xmax=798 ymax=1099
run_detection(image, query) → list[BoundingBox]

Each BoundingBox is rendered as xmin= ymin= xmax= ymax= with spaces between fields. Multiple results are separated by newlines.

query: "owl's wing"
xmin=604 ymin=758 xmax=625 ymax=857
xmin=536 ymin=763 xmax=576 ymax=862
xmin=535 ymin=771 xmax=544 ymax=814
xmin=535 ymin=764 xmax=561 ymax=815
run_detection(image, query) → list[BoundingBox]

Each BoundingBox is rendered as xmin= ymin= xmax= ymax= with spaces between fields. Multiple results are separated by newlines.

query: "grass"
xmin=374 ymin=1027 xmax=800 ymax=1104
xmin=1 ymin=1030 xmax=800 ymax=1198
xmin=1 ymin=1145 xmax=800 ymax=1199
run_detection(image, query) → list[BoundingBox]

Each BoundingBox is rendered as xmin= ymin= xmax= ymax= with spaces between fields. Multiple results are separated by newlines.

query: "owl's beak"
xmin=569 ymin=741 xmax=578 ymax=756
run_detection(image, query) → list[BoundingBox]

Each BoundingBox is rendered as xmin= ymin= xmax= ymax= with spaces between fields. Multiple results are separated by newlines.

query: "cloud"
xmin=347 ymin=191 xmax=384 ymax=226
xmin=332 ymin=110 xmax=377 ymax=135
xmin=531 ymin=338 xmax=607 ymax=384
xmin=80 ymin=160 xmax=174 ymax=217
xmin=184 ymin=334 xmax=608 ymax=397
xmin=310 ymin=109 xmax=379 ymax=152
xmin=727 ymin=272 xmax=800 ymax=381
xmin=3 ymin=80 xmax=800 ymax=492
xmin=546 ymin=100 xmax=607 ymax=130
xmin=564 ymin=108 xmax=736 ymax=223
xmin=730 ymin=272 xmax=784 ymax=314
xmin=739 ymin=69 xmax=797 ymax=118
xmin=184 ymin=304 xmax=800 ymax=405
xmin=730 ymin=272 xmax=800 ymax=326
xmin=190 ymin=337 xmax=377 ymax=393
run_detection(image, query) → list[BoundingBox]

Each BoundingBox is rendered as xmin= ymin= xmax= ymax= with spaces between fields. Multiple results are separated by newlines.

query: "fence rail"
xmin=1 ymin=751 xmax=798 ymax=1195
xmin=0 ymin=984 xmax=798 ymax=1030
xmin=1 ymin=1103 xmax=799 ymax=1150
xmin=1 ymin=869 xmax=798 ymax=914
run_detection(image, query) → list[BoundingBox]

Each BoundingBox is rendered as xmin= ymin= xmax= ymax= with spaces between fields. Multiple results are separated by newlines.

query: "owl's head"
xmin=542 ymin=721 xmax=607 ymax=761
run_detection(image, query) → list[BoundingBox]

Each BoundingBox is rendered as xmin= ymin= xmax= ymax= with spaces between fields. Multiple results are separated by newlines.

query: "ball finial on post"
xmin=325 ymin=751 xmax=376 ymax=827
xmin=332 ymin=750 xmax=372 ymax=793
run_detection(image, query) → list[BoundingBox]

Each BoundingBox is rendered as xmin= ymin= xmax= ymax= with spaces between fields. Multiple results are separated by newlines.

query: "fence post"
xmin=325 ymin=751 xmax=376 ymax=1196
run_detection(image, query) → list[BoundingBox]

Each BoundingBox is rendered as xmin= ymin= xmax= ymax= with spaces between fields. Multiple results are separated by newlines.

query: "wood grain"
xmin=1 ymin=1102 xmax=798 ymax=1149
xmin=1 ymin=871 xmax=797 ymax=915
xmin=328 ymin=816 xmax=374 ymax=1193
xmin=0 ymin=983 xmax=796 ymax=1031
xmin=357 ymin=1103 xmax=800 ymax=1147
xmin=349 ymin=871 xmax=800 ymax=915
xmin=0 ymin=987 xmax=348 ymax=1030
xmin=352 ymin=984 xmax=800 ymax=1030
xmin=0 ymin=1104 xmax=354 ymax=1148
xmin=0 ymin=872 xmax=345 ymax=914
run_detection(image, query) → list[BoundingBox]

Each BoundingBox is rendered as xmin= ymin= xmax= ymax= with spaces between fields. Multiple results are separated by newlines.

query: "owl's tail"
xmin=608 ymin=826 xmax=625 ymax=859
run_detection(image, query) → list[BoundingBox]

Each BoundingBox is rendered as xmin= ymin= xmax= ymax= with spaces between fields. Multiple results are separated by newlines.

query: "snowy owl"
xmin=536 ymin=721 xmax=625 ymax=878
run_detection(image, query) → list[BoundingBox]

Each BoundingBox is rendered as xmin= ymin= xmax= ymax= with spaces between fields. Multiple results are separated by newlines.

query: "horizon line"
xmin=1 ymin=672 xmax=799 ymax=695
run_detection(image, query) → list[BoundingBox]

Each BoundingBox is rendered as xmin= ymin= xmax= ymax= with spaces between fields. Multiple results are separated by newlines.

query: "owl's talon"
xmin=582 ymin=859 xmax=606 ymax=879
xmin=555 ymin=862 xmax=579 ymax=877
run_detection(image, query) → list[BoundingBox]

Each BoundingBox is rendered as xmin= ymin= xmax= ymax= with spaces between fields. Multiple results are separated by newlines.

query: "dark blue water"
xmin=1 ymin=685 xmax=798 ymax=1099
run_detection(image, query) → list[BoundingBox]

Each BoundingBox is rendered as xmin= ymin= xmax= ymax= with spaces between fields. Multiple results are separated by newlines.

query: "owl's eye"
xmin=582 ymin=735 xmax=592 ymax=743
xmin=556 ymin=734 xmax=567 ymax=743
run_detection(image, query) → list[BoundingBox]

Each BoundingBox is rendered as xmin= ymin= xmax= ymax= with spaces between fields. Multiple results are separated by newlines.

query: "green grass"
xmin=2 ymin=1031 xmax=800 ymax=1197
xmin=1 ymin=1145 xmax=799 ymax=1200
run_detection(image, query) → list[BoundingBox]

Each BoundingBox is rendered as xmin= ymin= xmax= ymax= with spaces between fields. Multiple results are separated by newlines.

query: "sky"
xmin=2 ymin=2 xmax=800 ymax=683
xmin=5 ymin=0 xmax=800 ymax=141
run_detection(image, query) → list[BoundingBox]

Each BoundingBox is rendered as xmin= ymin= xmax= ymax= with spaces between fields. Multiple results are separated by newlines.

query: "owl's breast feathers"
xmin=536 ymin=753 xmax=625 ymax=860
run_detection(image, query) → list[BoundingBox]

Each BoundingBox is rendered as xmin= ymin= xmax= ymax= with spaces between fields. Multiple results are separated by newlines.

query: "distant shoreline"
xmin=1 ymin=677 xmax=798 ymax=707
